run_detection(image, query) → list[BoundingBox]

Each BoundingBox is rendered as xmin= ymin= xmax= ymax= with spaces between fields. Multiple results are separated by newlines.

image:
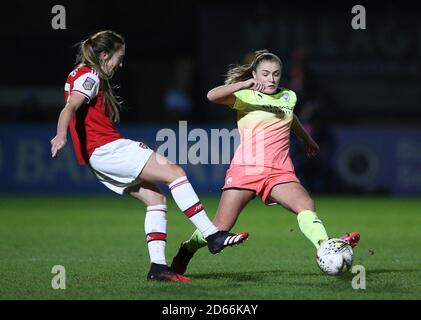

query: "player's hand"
xmin=51 ymin=134 xmax=67 ymax=158
xmin=302 ymin=137 xmax=319 ymax=158
xmin=242 ymin=79 xmax=266 ymax=93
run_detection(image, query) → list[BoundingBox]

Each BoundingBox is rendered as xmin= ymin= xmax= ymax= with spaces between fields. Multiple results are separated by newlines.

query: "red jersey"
xmin=64 ymin=66 xmax=122 ymax=165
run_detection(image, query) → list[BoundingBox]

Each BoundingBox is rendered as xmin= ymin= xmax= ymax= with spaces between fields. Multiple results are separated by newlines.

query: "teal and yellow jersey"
xmin=229 ymin=88 xmax=298 ymax=170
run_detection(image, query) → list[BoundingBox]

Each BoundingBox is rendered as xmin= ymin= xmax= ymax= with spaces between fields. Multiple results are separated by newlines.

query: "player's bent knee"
xmin=128 ymin=186 xmax=167 ymax=206
xmin=169 ymin=164 xmax=186 ymax=181
xmin=144 ymin=194 xmax=167 ymax=207
xmin=289 ymin=196 xmax=315 ymax=213
xmin=155 ymin=194 xmax=167 ymax=205
xmin=152 ymin=195 xmax=167 ymax=207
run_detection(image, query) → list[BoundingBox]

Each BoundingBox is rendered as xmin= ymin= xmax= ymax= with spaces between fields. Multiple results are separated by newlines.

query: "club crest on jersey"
xmin=282 ymin=92 xmax=290 ymax=102
xmin=83 ymin=77 xmax=96 ymax=90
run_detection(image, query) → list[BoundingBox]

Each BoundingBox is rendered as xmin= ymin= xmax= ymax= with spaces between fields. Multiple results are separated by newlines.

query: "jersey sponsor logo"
xmin=83 ymin=77 xmax=96 ymax=90
xmin=262 ymin=104 xmax=285 ymax=116
xmin=226 ymin=176 xmax=233 ymax=185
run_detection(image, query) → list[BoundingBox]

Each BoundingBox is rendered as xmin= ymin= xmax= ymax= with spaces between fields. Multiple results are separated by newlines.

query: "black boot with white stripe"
xmin=205 ymin=230 xmax=249 ymax=254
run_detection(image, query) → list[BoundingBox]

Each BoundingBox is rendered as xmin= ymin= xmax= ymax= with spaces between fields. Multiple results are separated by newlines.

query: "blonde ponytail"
xmin=224 ymin=49 xmax=282 ymax=85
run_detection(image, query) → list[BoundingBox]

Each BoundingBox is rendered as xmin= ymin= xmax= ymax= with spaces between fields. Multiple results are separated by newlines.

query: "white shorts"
xmin=89 ymin=139 xmax=154 ymax=195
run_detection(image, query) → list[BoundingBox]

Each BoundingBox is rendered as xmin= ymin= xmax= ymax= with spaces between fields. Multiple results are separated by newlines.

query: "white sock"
xmin=169 ymin=176 xmax=218 ymax=238
xmin=144 ymin=204 xmax=167 ymax=265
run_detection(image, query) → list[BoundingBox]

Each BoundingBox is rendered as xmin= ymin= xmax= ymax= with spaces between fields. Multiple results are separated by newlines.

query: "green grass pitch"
xmin=0 ymin=195 xmax=420 ymax=300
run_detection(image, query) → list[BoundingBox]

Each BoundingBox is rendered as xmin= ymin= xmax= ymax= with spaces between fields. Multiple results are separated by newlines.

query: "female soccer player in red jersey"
xmin=171 ymin=50 xmax=360 ymax=275
xmin=50 ymin=30 xmax=248 ymax=282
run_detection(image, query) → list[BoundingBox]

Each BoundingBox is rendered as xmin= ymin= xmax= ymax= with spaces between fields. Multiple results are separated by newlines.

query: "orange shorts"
xmin=222 ymin=165 xmax=300 ymax=205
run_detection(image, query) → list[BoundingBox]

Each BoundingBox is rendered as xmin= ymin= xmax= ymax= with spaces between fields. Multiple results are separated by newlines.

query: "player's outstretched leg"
xmin=171 ymin=228 xmax=249 ymax=275
xmin=172 ymin=190 xmax=253 ymax=275
xmin=140 ymin=153 xmax=250 ymax=254
xmin=297 ymin=210 xmax=329 ymax=249
xmin=168 ymin=176 xmax=249 ymax=253
xmin=269 ymin=183 xmax=329 ymax=249
xmin=297 ymin=213 xmax=361 ymax=250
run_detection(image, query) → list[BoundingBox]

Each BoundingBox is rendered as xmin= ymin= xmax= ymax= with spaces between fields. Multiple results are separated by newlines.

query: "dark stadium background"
xmin=0 ymin=0 xmax=420 ymax=196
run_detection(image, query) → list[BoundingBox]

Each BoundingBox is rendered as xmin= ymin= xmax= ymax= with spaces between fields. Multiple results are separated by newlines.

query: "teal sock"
xmin=297 ymin=210 xmax=329 ymax=249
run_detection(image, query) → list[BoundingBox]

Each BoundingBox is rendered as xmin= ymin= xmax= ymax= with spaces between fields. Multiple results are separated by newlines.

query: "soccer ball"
xmin=316 ymin=238 xmax=353 ymax=275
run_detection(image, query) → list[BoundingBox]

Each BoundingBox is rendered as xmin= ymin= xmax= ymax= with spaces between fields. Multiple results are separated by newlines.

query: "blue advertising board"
xmin=0 ymin=124 xmax=420 ymax=195
xmin=0 ymin=123 xmax=232 ymax=195
xmin=332 ymin=126 xmax=421 ymax=196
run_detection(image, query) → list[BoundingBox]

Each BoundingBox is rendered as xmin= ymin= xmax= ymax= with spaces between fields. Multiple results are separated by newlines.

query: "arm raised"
xmin=207 ymin=79 xmax=265 ymax=105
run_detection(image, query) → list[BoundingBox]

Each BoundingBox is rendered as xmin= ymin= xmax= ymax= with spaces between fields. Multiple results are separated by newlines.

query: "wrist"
xmin=57 ymin=131 xmax=67 ymax=139
xmin=238 ymin=81 xmax=249 ymax=90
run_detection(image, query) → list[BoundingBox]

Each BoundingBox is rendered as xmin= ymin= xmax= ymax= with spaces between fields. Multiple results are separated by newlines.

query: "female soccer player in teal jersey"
xmin=171 ymin=50 xmax=359 ymax=275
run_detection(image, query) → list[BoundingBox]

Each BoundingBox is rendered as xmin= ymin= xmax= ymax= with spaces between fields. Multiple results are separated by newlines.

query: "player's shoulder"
xmin=67 ymin=65 xmax=100 ymax=81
